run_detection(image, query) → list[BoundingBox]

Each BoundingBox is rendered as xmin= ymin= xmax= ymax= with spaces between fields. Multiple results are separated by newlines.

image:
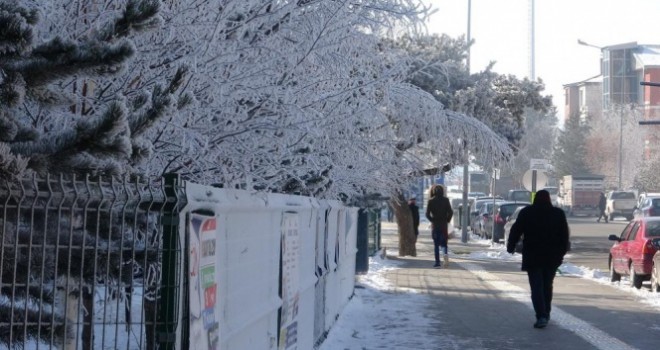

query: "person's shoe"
xmin=433 ymin=262 xmax=441 ymax=268
xmin=533 ymin=317 xmax=548 ymax=329
xmin=443 ymin=254 xmax=449 ymax=267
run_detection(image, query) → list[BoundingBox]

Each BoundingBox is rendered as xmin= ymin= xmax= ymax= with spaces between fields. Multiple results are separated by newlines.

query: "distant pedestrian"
xmin=507 ymin=190 xmax=570 ymax=329
xmin=387 ymin=203 xmax=394 ymax=222
xmin=596 ymin=192 xmax=608 ymax=223
xmin=408 ymin=198 xmax=420 ymax=241
xmin=425 ymin=185 xmax=453 ymax=268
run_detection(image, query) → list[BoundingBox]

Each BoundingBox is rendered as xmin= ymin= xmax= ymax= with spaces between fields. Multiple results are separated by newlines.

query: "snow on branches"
xmin=2 ymin=0 xmax=516 ymax=201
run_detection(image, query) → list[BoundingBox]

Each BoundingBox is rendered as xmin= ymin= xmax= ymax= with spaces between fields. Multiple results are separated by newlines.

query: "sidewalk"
xmin=373 ymin=222 xmax=657 ymax=350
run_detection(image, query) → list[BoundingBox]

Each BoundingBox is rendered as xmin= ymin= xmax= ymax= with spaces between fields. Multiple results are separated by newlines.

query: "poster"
xmin=279 ymin=213 xmax=300 ymax=350
xmin=189 ymin=213 xmax=219 ymax=350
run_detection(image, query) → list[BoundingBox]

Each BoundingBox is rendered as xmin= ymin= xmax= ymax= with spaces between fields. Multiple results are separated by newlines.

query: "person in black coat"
xmin=425 ymin=185 xmax=453 ymax=268
xmin=408 ymin=198 xmax=420 ymax=240
xmin=597 ymin=192 xmax=608 ymax=223
xmin=507 ymin=189 xmax=570 ymax=329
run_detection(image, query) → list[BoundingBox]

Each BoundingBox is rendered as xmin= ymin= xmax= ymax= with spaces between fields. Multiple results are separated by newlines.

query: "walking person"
xmin=387 ymin=203 xmax=394 ymax=222
xmin=408 ymin=198 xmax=420 ymax=241
xmin=507 ymin=190 xmax=570 ymax=329
xmin=425 ymin=185 xmax=453 ymax=268
xmin=596 ymin=192 xmax=608 ymax=223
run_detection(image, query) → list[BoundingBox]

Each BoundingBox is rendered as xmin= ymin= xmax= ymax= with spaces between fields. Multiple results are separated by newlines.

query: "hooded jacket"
xmin=425 ymin=195 xmax=453 ymax=227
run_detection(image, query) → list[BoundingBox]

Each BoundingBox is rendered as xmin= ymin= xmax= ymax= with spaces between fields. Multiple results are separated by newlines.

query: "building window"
xmin=579 ymin=89 xmax=585 ymax=107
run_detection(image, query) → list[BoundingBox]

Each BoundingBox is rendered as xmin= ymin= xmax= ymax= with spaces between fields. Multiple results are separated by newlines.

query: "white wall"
xmin=180 ymin=182 xmax=357 ymax=350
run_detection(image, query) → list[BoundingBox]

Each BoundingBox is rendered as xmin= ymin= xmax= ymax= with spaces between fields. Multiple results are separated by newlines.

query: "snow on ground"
xmin=317 ymin=254 xmax=467 ymax=350
xmin=317 ymin=225 xmax=660 ymax=349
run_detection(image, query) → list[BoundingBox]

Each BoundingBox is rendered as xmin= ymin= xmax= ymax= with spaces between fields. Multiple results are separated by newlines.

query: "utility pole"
xmin=528 ymin=0 xmax=535 ymax=80
xmin=460 ymin=0 xmax=472 ymax=243
xmin=618 ymin=106 xmax=623 ymax=189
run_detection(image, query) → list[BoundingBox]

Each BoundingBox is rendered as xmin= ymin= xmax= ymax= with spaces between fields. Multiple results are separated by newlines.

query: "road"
xmin=379 ymin=219 xmax=660 ymax=350
xmin=565 ymin=216 xmax=629 ymax=273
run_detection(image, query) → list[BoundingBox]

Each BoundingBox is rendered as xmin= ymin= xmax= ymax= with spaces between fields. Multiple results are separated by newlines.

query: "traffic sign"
xmin=530 ymin=158 xmax=549 ymax=171
xmin=522 ymin=169 xmax=548 ymax=191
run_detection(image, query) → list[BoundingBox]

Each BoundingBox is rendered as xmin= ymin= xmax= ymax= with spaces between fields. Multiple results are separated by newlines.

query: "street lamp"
xmin=577 ymin=39 xmax=602 ymax=50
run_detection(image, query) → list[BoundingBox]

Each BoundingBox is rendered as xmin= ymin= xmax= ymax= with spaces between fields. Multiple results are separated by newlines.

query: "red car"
xmin=652 ymin=247 xmax=660 ymax=292
xmin=608 ymin=217 xmax=660 ymax=289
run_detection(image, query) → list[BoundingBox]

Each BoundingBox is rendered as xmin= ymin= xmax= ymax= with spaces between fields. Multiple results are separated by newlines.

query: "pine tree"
xmin=0 ymin=0 xmax=190 ymax=180
xmin=0 ymin=1 xmax=190 ymax=346
xmin=552 ymin=114 xmax=592 ymax=177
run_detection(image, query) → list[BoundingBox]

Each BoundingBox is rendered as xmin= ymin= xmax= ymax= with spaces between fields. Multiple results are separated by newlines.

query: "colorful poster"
xmin=279 ymin=213 xmax=300 ymax=350
xmin=189 ymin=213 xmax=219 ymax=350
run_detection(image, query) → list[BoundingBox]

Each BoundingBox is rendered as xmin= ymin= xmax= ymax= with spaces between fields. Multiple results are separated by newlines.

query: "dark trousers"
xmin=597 ymin=209 xmax=608 ymax=222
xmin=526 ymin=267 xmax=558 ymax=320
xmin=432 ymin=226 xmax=448 ymax=263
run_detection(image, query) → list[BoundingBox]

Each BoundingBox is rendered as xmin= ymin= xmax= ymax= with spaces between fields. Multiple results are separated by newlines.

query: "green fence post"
xmin=158 ymin=173 xmax=184 ymax=349
xmin=355 ymin=209 xmax=369 ymax=274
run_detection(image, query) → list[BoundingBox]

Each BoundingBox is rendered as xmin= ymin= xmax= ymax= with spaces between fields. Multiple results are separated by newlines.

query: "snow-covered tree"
xmin=506 ymin=107 xmax=559 ymax=185
xmin=585 ymin=104 xmax=644 ymax=189
xmin=1 ymin=0 xmax=191 ymax=179
xmin=552 ymin=114 xmax=591 ymax=177
xmin=9 ymin=0 xmax=514 ymax=204
xmin=634 ymin=152 xmax=660 ymax=192
xmin=0 ymin=1 xmax=188 ymax=346
xmin=381 ymin=33 xmax=551 ymax=256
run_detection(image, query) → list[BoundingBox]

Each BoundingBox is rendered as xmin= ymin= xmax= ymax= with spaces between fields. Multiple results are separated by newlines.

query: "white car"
xmin=541 ymin=186 xmax=559 ymax=207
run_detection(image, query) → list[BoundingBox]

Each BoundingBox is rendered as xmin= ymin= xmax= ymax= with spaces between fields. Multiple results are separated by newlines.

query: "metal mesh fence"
xmin=0 ymin=174 xmax=185 ymax=349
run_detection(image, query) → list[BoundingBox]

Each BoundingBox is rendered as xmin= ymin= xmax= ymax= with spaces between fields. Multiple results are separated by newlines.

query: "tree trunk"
xmin=390 ymin=191 xmax=417 ymax=257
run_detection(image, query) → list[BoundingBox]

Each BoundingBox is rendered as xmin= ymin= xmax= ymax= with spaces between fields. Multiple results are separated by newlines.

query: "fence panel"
xmin=0 ymin=175 xmax=184 ymax=349
xmin=182 ymin=184 xmax=357 ymax=350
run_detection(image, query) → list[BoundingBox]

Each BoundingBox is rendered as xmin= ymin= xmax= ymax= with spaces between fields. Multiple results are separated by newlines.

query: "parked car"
xmin=633 ymin=196 xmax=660 ymax=219
xmin=493 ymin=202 xmax=530 ymax=242
xmin=636 ymin=192 xmax=660 ymax=209
xmin=469 ymin=197 xmax=500 ymax=234
xmin=652 ymin=243 xmax=660 ymax=292
xmin=605 ymin=190 xmax=637 ymax=221
xmin=477 ymin=200 xmax=505 ymax=238
xmin=507 ymin=189 xmax=532 ymax=203
xmin=608 ymin=217 xmax=660 ymax=289
xmin=503 ymin=206 xmax=525 ymax=253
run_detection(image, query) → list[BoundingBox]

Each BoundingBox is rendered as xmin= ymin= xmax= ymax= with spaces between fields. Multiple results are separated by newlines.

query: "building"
xmin=563 ymin=75 xmax=602 ymax=124
xmin=564 ymin=42 xmax=660 ymax=158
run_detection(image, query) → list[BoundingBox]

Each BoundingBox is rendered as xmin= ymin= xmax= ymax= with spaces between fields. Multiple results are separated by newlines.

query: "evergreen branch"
xmin=0 ymin=71 xmax=25 ymax=108
xmin=0 ymin=5 xmax=36 ymax=56
xmin=129 ymin=66 xmax=191 ymax=138
xmin=0 ymin=141 xmax=28 ymax=179
xmin=97 ymin=0 xmax=162 ymax=41
xmin=16 ymin=38 xmax=135 ymax=87
xmin=18 ymin=102 xmax=132 ymax=176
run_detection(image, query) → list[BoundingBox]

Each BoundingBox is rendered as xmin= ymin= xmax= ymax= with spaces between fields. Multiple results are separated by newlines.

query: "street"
xmin=370 ymin=218 xmax=660 ymax=350
xmin=564 ymin=216 xmax=628 ymax=276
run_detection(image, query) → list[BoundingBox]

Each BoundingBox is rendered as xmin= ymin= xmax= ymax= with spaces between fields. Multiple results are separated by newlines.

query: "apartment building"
xmin=564 ymin=42 xmax=660 ymax=158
